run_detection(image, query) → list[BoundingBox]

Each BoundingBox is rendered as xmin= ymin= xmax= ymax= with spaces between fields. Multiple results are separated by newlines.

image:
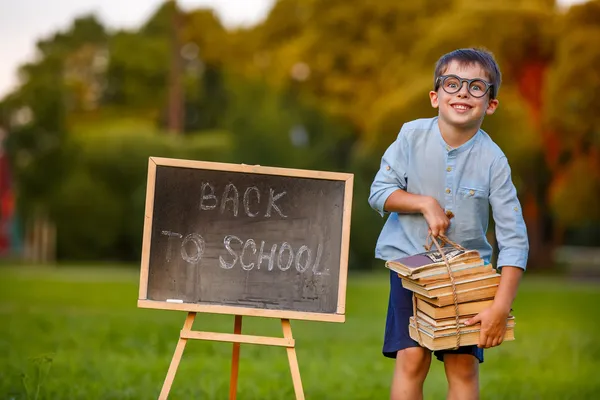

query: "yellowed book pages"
xmin=409 ymin=324 xmax=515 ymax=351
xmin=411 ymin=315 xmax=516 ymax=336
xmin=416 ymin=298 xmax=494 ymax=319
xmin=401 ymin=268 xmax=494 ymax=288
xmin=402 ymin=273 xmax=500 ymax=297
xmin=415 ymin=285 xmax=498 ymax=307
xmin=410 ymin=262 xmax=491 ymax=281
xmin=416 ymin=311 xmax=472 ymax=328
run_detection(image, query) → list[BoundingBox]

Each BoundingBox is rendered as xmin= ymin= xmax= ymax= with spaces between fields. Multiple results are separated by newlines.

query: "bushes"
xmin=49 ymin=123 xmax=232 ymax=261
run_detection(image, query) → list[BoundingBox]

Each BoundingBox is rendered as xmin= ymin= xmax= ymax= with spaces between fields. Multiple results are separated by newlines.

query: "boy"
xmin=368 ymin=48 xmax=529 ymax=400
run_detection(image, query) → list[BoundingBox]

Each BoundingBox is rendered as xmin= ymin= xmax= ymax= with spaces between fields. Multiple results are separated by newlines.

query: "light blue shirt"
xmin=369 ymin=117 xmax=529 ymax=270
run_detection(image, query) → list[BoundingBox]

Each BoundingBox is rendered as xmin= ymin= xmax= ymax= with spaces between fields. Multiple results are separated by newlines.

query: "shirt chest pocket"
xmin=457 ymin=187 xmax=487 ymax=200
xmin=456 ymin=186 xmax=488 ymax=216
xmin=455 ymin=186 xmax=489 ymax=235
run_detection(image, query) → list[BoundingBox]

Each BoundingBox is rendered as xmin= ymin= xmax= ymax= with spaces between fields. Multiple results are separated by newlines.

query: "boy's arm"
xmin=465 ymin=156 xmax=529 ymax=348
xmin=465 ymin=266 xmax=523 ymax=348
xmin=383 ymin=191 xmax=450 ymax=237
xmin=368 ymin=129 xmax=450 ymax=236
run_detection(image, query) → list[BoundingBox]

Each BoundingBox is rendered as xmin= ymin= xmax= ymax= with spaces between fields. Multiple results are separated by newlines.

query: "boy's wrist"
xmin=491 ymin=299 xmax=512 ymax=316
xmin=418 ymin=195 xmax=435 ymax=214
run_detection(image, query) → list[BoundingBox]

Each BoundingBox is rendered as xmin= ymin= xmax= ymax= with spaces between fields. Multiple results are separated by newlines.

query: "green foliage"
xmin=548 ymin=156 xmax=600 ymax=228
xmin=543 ymin=0 xmax=600 ymax=227
xmin=545 ymin=2 xmax=600 ymax=150
xmin=105 ymin=31 xmax=170 ymax=107
xmin=49 ymin=120 xmax=232 ymax=261
xmin=223 ymin=75 xmax=353 ymax=171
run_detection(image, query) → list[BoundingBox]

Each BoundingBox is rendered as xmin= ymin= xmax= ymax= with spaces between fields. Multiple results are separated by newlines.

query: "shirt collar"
xmin=433 ymin=117 xmax=481 ymax=155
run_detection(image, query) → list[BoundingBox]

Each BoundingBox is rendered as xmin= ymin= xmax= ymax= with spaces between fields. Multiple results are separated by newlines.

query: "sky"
xmin=0 ymin=0 xmax=589 ymax=99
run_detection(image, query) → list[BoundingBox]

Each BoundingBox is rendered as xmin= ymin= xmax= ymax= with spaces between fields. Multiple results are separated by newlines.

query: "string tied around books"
xmin=412 ymin=233 xmax=464 ymax=350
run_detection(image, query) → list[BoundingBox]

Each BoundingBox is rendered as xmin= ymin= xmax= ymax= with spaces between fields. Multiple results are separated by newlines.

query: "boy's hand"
xmin=420 ymin=197 xmax=450 ymax=237
xmin=464 ymin=305 xmax=510 ymax=348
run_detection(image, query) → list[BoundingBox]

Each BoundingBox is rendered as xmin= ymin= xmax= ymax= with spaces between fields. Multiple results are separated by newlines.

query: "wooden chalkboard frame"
xmin=138 ymin=156 xmax=354 ymax=323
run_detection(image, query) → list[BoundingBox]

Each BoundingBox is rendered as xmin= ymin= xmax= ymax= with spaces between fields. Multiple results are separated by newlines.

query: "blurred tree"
xmin=545 ymin=0 xmax=600 ymax=243
xmin=179 ymin=9 xmax=229 ymax=132
xmin=223 ymin=75 xmax=352 ymax=171
xmin=236 ymin=0 xmax=453 ymax=133
xmin=51 ymin=120 xmax=232 ymax=260
xmin=2 ymin=15 xmax=107 ymax=262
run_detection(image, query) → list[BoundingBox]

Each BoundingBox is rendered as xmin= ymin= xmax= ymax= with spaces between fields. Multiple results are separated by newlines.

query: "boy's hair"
xmin=433 ymin=48 xmax=502 ymax=99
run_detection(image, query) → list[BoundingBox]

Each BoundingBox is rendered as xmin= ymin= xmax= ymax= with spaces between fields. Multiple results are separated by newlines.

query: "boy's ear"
xmin=429 ymin=91 xmax=439 ymax=109
xmin=486 ymin=98 xmax=499 ymax=115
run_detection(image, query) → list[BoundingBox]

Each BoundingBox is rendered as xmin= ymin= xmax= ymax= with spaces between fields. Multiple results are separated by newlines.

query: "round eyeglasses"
xmin=435 ymin=75 xmax=494 ymax=98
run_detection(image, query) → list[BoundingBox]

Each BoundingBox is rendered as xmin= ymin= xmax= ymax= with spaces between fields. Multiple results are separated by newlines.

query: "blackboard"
xmin=138 ymin=157 xmax=354 ymax=322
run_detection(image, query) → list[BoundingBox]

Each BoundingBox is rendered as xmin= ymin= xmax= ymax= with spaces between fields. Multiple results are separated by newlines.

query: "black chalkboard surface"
xmin=138 ymin=157 xmax=354 ymax=322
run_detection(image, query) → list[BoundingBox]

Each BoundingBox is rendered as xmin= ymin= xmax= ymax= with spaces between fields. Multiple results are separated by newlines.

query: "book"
xmin=409 ymin=322 xmax=515 ymax=351
xmin=416 ymin=298 xmax=494 ymax=320
xmin=414 ymin=284 xmax=498 ymax=307
xmin=402 ymin=273 xmax=500 ymax=298
xmin=408 ymin=264 xmax=495 ymax=284
xmin=416 ymin=311 xmax=473 ymax=328
xmin=410 ymin=315 xmax=516 ymax=337
xmin=386 ymin=248 xmax=483 ymax=278
xmin=411 ymin=314 xmax=515 ymax=333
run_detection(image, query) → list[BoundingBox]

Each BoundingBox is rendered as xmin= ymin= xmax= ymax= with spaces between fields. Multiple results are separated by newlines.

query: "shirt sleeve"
xmin=368 ymin=129 xmax=409 ymax=217
xmin=489 ymin=156 xmax=529 ymax=270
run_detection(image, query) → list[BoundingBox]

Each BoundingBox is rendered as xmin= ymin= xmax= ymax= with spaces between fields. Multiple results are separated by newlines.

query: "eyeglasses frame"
xmin=435 ymin=74 xmax=496 ymax=99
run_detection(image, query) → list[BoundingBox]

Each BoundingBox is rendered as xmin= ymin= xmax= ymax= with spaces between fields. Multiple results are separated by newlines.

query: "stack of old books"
xmin=386 ymin=247 xmax=515 ymax=351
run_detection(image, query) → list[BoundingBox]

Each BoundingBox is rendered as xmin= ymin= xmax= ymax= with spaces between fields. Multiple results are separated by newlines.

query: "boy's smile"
xmin=429 ymin=60 xmax=499 ymax=139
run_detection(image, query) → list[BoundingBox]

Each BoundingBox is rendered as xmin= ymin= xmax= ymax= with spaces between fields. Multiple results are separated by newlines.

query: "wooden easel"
xmin=158 ymin=312 xmax=305 ymax=400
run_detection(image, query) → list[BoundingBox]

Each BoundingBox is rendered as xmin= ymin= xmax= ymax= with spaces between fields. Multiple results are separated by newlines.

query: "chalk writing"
xmin=220 ymin=235 xmax=242 ymax=269
xmin=258 ymin=241 xmax=277 ymax=271
xmin=200 ymin=182 xmax=217 ymax=210
xmin=181 ymin=233 xmax=204 ymax=264
xmin=199 ymin=182 xmax=287 ymax=218
xmin=266 ymin=188 xmax=287 ymax=218
xmin=220 ymin=183 xmax=239 ymax=216
xmin=278 ymin=242 xmax=294 ymax=271
xmin=243 ymin=186 xmax=260 ymax=217
xmin=240 ymin=239 xmax=257 ymax=271
xmin=160 ymin=230 xmax=327 ymax=275
xmin=161 ymin=230 xmax=182 ymax=262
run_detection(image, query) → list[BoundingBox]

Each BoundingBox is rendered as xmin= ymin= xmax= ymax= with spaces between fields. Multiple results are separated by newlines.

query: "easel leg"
xmin=229 ymin=315 xmax=243 ymax=400
xmin=281 ymin=319 xmax=305 ymax=400
xmin=159 ymin=312 xmax=196 ymax=400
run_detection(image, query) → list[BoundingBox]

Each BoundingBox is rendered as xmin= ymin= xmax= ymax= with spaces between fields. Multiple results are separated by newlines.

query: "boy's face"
xmin=429 ymin=60 xmax=499 ymax=131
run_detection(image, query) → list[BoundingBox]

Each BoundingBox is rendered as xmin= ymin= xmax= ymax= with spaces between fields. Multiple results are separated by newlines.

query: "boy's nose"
xmin=457 ymin=81 xmax=470 ymax=97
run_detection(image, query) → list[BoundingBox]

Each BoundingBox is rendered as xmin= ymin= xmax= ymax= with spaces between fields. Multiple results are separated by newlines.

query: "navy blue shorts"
xmin=383 ymin=270 xmax=484 ymax=363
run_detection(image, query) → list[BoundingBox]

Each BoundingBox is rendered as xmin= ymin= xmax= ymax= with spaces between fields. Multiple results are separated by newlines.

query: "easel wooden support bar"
xmin=159 ymin=312 xmax=305 ymax=400
xmin=181 ymin=330 xmax=294 ymax=347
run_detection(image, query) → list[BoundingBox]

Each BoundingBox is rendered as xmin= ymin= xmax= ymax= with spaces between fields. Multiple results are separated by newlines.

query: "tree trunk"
xmin=23 ymin=211 xmax=56 ymax=264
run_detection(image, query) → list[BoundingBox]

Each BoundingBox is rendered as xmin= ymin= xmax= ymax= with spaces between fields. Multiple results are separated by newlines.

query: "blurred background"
xmin=1 ymin=0 xmax=599 ymax=399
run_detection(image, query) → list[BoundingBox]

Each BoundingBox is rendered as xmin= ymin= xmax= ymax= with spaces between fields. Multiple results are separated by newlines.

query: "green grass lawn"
xmin=1 ymin=266 xmax=600 ymax=399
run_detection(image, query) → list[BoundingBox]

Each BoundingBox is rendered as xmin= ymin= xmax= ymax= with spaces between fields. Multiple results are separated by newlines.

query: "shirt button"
xmin=446 ymin=166 xmax=452 ymax=172
xmin=445 ymin=188 xmax=451 ymax=194
xmin=514 ymin=207 xmax=519 ymax=212
xmin=386 ymin=165 xmax=391 ymax=171
xmin=469 ymin=190 xmax=475 ymax=196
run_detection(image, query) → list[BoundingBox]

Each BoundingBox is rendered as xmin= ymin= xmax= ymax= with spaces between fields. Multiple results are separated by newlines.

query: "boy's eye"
xmin=444 ymin=77 xmax=460 ymax=89
xmin=470 ymin=81 xmax=485 ymax=91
